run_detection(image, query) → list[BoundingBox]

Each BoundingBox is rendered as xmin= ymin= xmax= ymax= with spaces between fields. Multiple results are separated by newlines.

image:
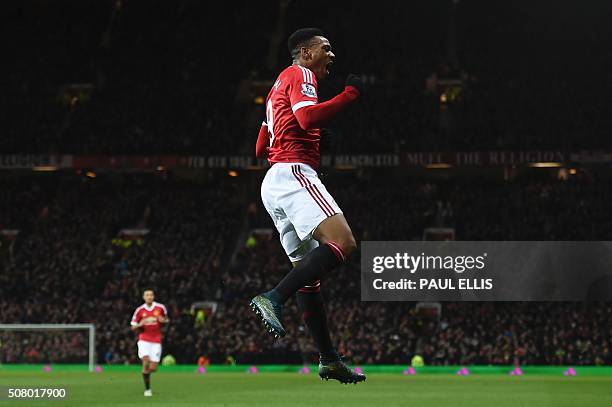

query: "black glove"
xmin=319 ymin=128 xmax=335 ymax=154
xmin=345 ymin=73 xmax=366 ymax=96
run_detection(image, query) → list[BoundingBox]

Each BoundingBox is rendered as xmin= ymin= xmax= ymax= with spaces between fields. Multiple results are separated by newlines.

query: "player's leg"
xmin=293 ymin=258 xmax=365 ymax=383
xmin=251 ymin=163 xmax=357 ymax=338
xmin=142 ymin=356 xmax=150 ymax=374
xmin=295 ymin=277 xmax=334 ymax=358
xmin=148 ymin=342 xmax=161 ymax=374
xmin=250 ymin=165 xmax=300 ymax=337
xmin=250 ymin=221 xmax=305 ymax=337
xmin=141 ymin=356 xmax=152 ymax=395
xmin=281 ymin=239 xmax=336 ymax=361
xmin=138 ymin=340 xmax=155 ymax=396
xmin=283 ymin=165 xmax=364 ymax=383
xmin=270 ymin=212 xmax=356 ymax=299
xmin=266 ymin=165 xmax=355 ymax=303
xmin=312 ymin=213 xmax=356 ymax=255
xmin=144 ymin=343 xmax=161 ymax=395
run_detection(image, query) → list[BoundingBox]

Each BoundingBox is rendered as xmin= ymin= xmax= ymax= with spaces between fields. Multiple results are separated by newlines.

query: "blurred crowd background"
xmin=1 ymin=172 xmax=611 ymax=366
xmin=2 ymin=0 xmax=612 ymax=366
xmin=3 ymin=0 xmax=612 ymax=155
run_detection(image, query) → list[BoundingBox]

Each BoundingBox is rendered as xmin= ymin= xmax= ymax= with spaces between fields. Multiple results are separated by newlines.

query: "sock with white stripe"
xmin=268 ymin=243 xmax=344 ymax=303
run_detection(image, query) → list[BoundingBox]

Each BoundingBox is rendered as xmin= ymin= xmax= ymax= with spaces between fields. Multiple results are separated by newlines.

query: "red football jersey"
xmin=130 ymin=302 xmax=167 ymax=343
xmin=265 ymin=64 xmax=321 ymax=169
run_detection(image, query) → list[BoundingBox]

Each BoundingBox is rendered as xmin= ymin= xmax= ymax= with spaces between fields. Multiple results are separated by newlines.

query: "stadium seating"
xmin=2 ymin=1 xmax=611 ymax=154
xmin=1 ymin=172 xmax=611 ymax=365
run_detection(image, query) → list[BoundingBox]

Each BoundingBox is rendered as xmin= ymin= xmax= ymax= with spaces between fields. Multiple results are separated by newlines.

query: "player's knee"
xmin=315 ymin=214 xmax=356 ymax=259
xmin=340 ymin=234 xmax=357 ymax=257
xmin=149 ymin=364 xmax=158 ymax=373
xmin=328 ymin=234 xmax=356 ymax=260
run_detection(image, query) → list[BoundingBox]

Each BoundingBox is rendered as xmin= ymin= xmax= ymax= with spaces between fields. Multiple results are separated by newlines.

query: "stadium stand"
xmin=1 ymin=172 xmax=611 ymax=365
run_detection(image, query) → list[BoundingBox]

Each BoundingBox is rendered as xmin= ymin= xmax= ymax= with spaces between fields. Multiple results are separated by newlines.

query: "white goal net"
xmin=0 ymin=324 xmax=95 ymax=372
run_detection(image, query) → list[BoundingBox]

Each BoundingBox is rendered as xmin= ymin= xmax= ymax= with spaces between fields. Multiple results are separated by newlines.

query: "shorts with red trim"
xmin=261 ymin=162 xmax=342 ymax=263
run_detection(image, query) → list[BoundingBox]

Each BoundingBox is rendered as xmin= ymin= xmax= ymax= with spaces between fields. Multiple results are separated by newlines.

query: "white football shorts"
xmin=137 ymin=340 xmax=162 ymax=363
xmin=261 ymin=162 xmax=342 ymax=262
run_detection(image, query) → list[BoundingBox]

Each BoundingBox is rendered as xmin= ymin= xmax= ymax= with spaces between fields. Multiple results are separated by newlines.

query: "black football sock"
xmin=296 ymin=289 xmax=335 ymax=358
xmin=268 ymin=244 xmax=343 ymax=303
xmin=143 ymin=373 xmax=151 ymax=390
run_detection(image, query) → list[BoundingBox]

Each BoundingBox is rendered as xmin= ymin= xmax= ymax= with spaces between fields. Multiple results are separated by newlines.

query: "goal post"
xmin=0 ymin=324 xmax=96 ymax=372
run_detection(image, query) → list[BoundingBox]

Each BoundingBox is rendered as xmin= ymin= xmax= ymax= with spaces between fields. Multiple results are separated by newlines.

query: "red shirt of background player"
xmin=130 ymin=302 xmax=167 ymax=343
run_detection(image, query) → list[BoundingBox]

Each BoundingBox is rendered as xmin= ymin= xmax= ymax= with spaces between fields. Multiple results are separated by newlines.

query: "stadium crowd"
xmin=2 ymin=172 xmax=611 ymax=366
xmin=3 ymin=1 xmax=612 ymax=155
xmin=2 ymin=0 xmax=612 ymax=369
xmin=0 ymin=174 xmax=243 ymax=364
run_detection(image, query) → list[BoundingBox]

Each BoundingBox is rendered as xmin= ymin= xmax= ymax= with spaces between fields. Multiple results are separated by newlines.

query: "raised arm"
xmin=291 ymin=72 xmax=364 ymax=130
xmin=293 ymin=86 xmax=360 ymax=130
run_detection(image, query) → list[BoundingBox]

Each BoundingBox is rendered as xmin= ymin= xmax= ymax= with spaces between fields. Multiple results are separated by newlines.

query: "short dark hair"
xmin=288 ymin=28 xmax=324 ymax=59
xmin=143 ymin=288 xmax=154 ymax=294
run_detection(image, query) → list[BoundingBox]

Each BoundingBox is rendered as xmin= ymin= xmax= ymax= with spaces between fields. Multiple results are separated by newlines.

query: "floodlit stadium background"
xmin=1 ymin=2 xmax=612 ymax=404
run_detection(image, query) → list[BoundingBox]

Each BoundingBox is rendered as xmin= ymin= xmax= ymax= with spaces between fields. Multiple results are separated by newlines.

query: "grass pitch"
xmin=1 ymin=371 xmax=611 ymax=407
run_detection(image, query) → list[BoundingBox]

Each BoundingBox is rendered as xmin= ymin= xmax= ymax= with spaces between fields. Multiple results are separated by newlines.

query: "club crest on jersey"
xmin=301 ymin=83 xmax=317 ymax=98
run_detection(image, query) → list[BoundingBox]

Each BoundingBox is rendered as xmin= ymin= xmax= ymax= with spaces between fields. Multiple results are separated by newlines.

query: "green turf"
xmin=1 ymin=372 xmax=611 ymax=407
